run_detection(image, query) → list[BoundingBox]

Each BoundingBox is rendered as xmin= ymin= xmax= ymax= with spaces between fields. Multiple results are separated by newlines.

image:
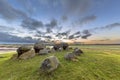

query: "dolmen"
xmin=34 ymin=42 xmax=46 ymax=53
xmin=40 ymin=56 xmax=60 ymax=73
xmin=53 ymin=42 xmax=69 ymax=51
xmin=11 ymin=45 xmax=35 ymax=60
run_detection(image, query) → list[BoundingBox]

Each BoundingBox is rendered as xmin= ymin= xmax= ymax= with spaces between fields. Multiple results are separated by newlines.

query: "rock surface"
xmin=34 ymin=42 xmax=46 ymax=53
xmin=73 ymin=48 xmax=83 ymax=56
xmin=19 ymin=50 xmax=35 ymax=60
xmin=64 ymin=53 xmax=77 ymax=61
xmin=17 ymin=45 xmax=31 ymax=57
xmin=40 ymin=56 xmax=60 ymax=73
xmin=38 ymin=49 xmax=49 ymax=55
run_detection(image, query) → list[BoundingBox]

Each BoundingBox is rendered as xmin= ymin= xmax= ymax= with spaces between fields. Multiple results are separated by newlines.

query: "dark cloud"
xmin=100 ymin=23 xmax=120 ymax=30
xmin=61 ymin=0 xmax=92 ymax=14
xmin=61 ymin=15 xmax=68 ymax=21
xmin=21 ymin=18 xmax=44 ymax=30
xmin=44 ymin=36 xmax=52 ymax=39
xmin=0 ymin=32 xmax=37 ymax=43
xmin=81 ymin=30 xmax=92 ymax=39
xmin=0 ymin=0 xmax=27 ymax=21
xmin=90 ymin=22 xmax=120 ymax=32
xmin=79 ymin=15 xmax=97 ymax=25
xmin=68 ymin=31 xmax=81 ymax=39
xmin=56 ymin=30 xmax=71 ymax=37
xmin=45 ymin=19 xmax=58 ymax=28
xmin=46 ymin=28 xmax=53 ymax=33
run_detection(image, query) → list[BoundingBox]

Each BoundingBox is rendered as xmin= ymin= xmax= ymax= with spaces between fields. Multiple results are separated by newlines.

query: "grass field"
xmin=0 ymin=45 xmax=120 ymax=80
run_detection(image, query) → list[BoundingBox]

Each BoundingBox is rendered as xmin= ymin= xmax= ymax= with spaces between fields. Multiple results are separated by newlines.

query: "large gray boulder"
xmin=34 ymin=42 xmax=46 ymax=53
xmin=61 ymin=42 xmax=69 ymax=50
xmin=38 ymin=49 xmax=49 ymax=55
xmin=64 ymin=53 xmax=77 ymax=61
xmin=40 ymin=56 xmax=60 ymax=73
xmin=19 ymin=50 xmax=35 ymax=60
xmin=17 ymin=45 xmax=31 ymax=57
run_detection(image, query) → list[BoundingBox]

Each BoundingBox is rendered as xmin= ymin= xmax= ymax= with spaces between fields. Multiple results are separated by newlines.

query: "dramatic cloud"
xmin=81 ymin=30 xmax=92 ymax=39
xmin=56 ymin=30 xmax=71 ymax=38
xmin=90 ymin=22 xmax=120 ymax=32
xmin=0 ymin=32 xmax=37 ymax=43
xmin=61 ymin=15 xmax=68 ymax=21
xmin=46 ymin=28 xmax=53 ymax=33
xmin=21 ymin=18 xmax=44 ymax=30
xmin=0 ymin=0 xmax=27 ymax=21
xmin=68 ymin=31 xmax=81 ymax=39
xmin=61 ymin=0 xmax=92 ymax=14
xmin=45 ymin=19 xmax=58 ymax=28
xmin=79 ymin=15 xmax=97 ymax=25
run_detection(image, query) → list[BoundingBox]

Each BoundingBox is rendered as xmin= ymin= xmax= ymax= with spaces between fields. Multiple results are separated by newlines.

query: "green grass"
xmin=0 ymin=45 xmax=120 ymax=80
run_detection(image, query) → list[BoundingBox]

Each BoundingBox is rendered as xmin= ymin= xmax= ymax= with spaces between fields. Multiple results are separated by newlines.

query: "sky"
xmin=0 ymin=0 xmax=120 ymax=44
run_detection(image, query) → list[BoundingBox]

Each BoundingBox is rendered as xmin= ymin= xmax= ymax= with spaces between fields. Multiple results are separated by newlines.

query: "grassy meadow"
xmin=0 ymin=45 xmax=120 ymax=80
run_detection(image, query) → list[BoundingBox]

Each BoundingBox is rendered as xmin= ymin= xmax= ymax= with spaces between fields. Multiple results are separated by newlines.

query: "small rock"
xmin=40 ymin=56 xmax=60 ymax=73
xmin=64 ymin=53 xmax=77 ymax=61
xmin=73 ymin=48 xmax=83 ymax=56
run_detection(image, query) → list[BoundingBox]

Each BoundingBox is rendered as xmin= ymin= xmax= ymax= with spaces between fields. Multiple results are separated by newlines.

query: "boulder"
xmin=40 ymin=56 xmax=60 ymax=73
xmin=53 ymin=44 xmax=61 ymax=51
xmin=17 ymin=45 xmax=31 ymax=57
xmin=19 ymin=50 xmax=35 ymax=60
xmin=61 ymin=42 xmax=69 ymax=50
xmin=38 ymin=49 xmax=49 ymax=55
xmin=53 ymin=42 xmax=69 ymax=51
xmin=73 ymin=48 xmax=83 ymax=56
xmin=34 ymin=42 xmax=46 ymax=53
xmin=64 ymin=53 xmax=77 ymax=61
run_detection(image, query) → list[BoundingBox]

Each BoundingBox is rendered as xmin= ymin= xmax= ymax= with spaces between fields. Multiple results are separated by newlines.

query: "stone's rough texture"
xmin=17 ymin=45 xmax=31 ymax=57
xmin=34 ymin=42 xmax=46 ymax=53
xmin=40 ymin=56 xmax=60 ymax=73
xmin=19 ymin=50 xmax=35 ymax=60
xmin=38 ymin=49 xmax=49 ymax=55
xmin=64 ymin=53 xmax=77 ymax=61
xmin=53 ymin=42 xmax=69 ymax=51
xmin=53 ymin=44 xmax=61 ymax=51
xmin=62 ymin=42 xmax=69 ymax=50
xmin=73 ymin=48 xmax=83 ymax=56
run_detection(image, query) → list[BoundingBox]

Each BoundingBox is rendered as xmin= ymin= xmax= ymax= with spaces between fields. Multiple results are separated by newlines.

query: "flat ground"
xmin=0 ymin=45 xmax=120 ymax=80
